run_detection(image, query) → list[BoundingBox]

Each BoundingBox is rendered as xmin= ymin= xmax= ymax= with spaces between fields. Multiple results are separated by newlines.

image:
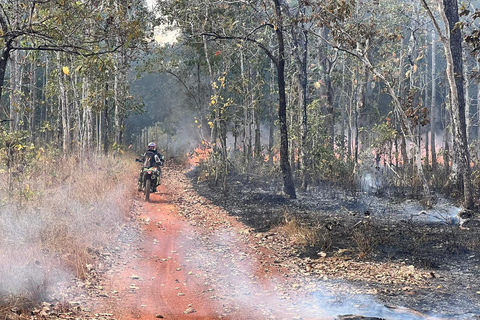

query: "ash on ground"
xmin=188 ymin=169 xmax=480 ymax=318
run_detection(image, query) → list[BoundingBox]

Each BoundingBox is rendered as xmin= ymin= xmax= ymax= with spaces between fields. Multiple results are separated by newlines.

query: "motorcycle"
xmin=136 ymin=154 xmax=164 ymax=202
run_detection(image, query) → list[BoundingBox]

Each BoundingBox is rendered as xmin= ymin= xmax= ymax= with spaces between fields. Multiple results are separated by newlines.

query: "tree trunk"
xmin=114 ymin=63 xmax=120 ymax=147
xmin=421 ymin=0 xmax=473 ymax=208
xmin=56 ymin=52 xmax=69 ymax=154
xmin=0 ymin=47 xmax=12 ymax=120
xmin=441 ymin=0 xmax=473 ymax=208
xmin=254 ymin=108 xmax=261 ymax=161
xmin=10 ymin=50 xmax=21 ymax=131
xmin=477 ymin=60 xmax=480 ymax=158
xmin=71 ymin=64 xmax=81 ymax=154
xmin=347 ymin=73 xmax=354 ymax=160
xmin=203 ymin=34 xmax=219 ymax=144
xmin=103 ymin=80 xmax=109 ymax=156
xmin=430 ymin=30 xmax=437 ymax=172
xmin=274 ymin=0 xmax=296 ymax=199
xmin=321 ymin=27 xmax=335 ymax=152
xmin=291 ymin=21 xmax=309 ymax=190
xmin=29 ymin=56 xmax=37 ymax=142
xmin=340 ymin=58 xmax=347 ymax=160
xmin=268 ymin=60 xmax=275 ymax=166
xmin=464 ymin=46 xmax=472 ymax=142
xmin=355 ymin=63 xmax=368 ymax=165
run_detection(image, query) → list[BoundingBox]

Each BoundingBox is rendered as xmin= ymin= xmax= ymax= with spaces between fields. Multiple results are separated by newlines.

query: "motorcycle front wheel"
xmin=145 ymin=179 xmax=151 ymax=202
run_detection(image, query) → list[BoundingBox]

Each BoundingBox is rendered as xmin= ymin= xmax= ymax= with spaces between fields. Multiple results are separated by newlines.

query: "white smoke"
xmin=183 ymin=228 xmax=443 ymax=319
xmin=0 ymin=206 xmax=69 ymax=300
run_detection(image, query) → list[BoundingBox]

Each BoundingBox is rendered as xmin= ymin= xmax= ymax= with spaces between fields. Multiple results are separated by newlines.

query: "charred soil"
xmin=188 ymin=168 xmax=480 ymax=319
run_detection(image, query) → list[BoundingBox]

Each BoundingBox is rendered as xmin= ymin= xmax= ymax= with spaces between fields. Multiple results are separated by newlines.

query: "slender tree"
xmin=422 ymin=0 xmax=473 ymax=208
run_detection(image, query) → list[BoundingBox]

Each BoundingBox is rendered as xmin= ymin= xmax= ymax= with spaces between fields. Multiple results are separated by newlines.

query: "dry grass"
xmin=277 ymin=213 xmax=331 ymax=251
xmin=350 ymin=220 xmax=379 ymax=259
xmin=0 ymin=152 xmax=138 ymax=307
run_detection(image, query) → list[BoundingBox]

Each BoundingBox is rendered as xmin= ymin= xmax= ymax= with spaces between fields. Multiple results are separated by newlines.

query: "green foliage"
xmin=0 ymin=129 xmax=35 ymax=170
xmin=370 ymin=118 xmax=397 ymax=156
xmin=310 ymin=141 xmax=355 ymax=185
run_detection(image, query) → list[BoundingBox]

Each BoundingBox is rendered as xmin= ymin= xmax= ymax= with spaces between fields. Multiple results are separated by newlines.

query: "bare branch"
xmin=201 ymin=31 xmax=278 ymax=65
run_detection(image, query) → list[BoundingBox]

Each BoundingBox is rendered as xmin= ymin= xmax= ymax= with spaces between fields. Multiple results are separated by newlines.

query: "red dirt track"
xmin=94 ymin=169 xmax=332 ymax=320
xmin=80 ymin=169 xmax=452 ymax=320
xmin=102 ymin=191 xmax=221 ymax=319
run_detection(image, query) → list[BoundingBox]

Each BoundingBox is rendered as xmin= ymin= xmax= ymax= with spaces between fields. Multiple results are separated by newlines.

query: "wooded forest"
xmin=3 ymin=0 xmax=480 ymax=208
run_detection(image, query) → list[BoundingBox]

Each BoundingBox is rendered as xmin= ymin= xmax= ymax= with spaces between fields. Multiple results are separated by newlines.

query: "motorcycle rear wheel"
xmin=145 ymin=179 xmax=151 ymax=202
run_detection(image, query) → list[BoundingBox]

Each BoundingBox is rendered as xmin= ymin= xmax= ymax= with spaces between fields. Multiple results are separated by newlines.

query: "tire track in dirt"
xmin=93 ymin=169 xmax=334 ymax=320
xmin=83 ymin=168 xmax=456 ymax=320
xmin=98 ymin=188 xmax=228 ymax=319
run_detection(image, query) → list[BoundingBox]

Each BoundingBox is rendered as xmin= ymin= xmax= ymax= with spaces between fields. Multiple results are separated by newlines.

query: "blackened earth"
xmin=187 ymin=168 xmax=480 ymax=319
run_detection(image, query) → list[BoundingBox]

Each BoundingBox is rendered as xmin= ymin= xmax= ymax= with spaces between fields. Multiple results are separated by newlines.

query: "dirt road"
xmin=82 ymin=169 xmax=454 ymax=320
xmin=89 ymin=169 xmax=335 ymax=320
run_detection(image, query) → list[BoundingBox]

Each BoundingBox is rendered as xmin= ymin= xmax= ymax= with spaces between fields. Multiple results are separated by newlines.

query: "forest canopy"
xmin=2 ymin=0 xmax=480 ymax=206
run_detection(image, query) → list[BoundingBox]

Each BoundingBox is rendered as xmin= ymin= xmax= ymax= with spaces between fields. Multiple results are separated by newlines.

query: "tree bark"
xmin=430 ymin=30 xmax=437 ymax=171
xmin=421 ymin=0 xmax=473 ymax=207
xmin=103 ymin=80 xmax=109 ymax=156
xmin=10 ymin=49 xmax=21 ymax=131
xmin=291 ymin=20 xmax=309 ymax=190
xmin=274 ymin=0 xmax=296 ymax=199
xmin=441 ymin=0 xmax=473 ymax=208
xmin=477 ymin=60 xmax=480 ymax=158
xmin=56 ymin=52 xmax=69 ymax=154
xmin=0 ymin=47 xmax=12 ymax=110
xmin=268 ymin=59 xmax=275 ymax=166
xmin=29 ymin=57 xmax=37 ymax=142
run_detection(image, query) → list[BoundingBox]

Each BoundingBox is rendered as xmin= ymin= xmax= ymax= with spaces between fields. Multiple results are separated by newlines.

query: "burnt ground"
xmin=187 ymin=168 xmax=480 ymax=319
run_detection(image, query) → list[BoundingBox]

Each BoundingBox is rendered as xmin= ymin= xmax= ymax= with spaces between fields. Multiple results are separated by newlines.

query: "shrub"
xmin=0 ymin=151 xmax=137 ymax=306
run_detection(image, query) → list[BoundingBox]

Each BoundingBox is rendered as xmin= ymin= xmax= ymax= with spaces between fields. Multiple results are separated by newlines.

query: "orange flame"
xmin=187 ymin=141 xmax=212 ymax=166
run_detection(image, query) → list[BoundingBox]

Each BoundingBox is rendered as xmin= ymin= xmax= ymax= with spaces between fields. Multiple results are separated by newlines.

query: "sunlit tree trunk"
xmin=430 ymin=30 xmax=437 ymax=171
xmin=340 ymin=57 xmax=347 ymax=160
xmin=291 ymin=21 xmax=309 ymax=189
xmin=103 ymin=79 xmax=109 ymax=156
xmin=56 ymin=52 xmax=69 ymax=154
xmin=241 ymin=51 xmax=249 ymax=162
xmin=321 ymin=27 xmax=335 ymax=152
xmin=464 ymin=46 xmax=473 ymax=143
xmin=81 ymin=78 xmax=93 ymax=152
xmin=114 ymin=64 xmax=120 ymax=147
xmin=268 ymin=59 xmax=275 ymax=166
xmin=421 ymin=0 xmax=473 ymax=207
xmin=347 ymin=71 xmax=355 ymax=160
xmin=28 ymin=56 xmax=37 ymax=142
xmin=10 ymin=49 xmax=21 ymax=131
xmin=71 ymin=64 xmax=81 ymax=153
xmin=477 ymin=60 xmax=480 ymax=158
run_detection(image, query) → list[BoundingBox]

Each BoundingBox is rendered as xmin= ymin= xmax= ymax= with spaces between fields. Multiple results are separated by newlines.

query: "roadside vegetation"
xmin=0 ymin=146 xmax=137 ymax=315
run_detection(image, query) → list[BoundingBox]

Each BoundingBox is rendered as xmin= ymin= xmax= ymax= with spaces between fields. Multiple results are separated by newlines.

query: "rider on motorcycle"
xmin=137 ymin=142 xmax=164 ymax=191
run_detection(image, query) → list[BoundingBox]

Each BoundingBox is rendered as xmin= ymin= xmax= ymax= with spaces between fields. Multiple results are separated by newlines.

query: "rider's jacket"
xmin=141 ymin=150 xmax=163 ymax=168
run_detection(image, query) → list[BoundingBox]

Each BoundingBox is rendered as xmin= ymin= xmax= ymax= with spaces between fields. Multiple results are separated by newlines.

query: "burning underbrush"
xmin=0 ymin=152 xmax=137 ymax=317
